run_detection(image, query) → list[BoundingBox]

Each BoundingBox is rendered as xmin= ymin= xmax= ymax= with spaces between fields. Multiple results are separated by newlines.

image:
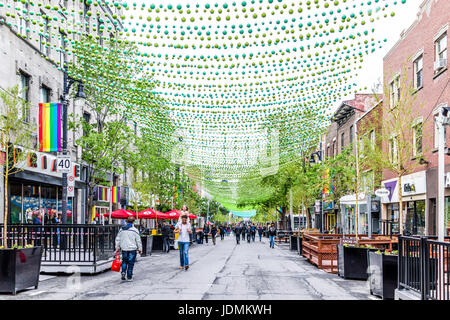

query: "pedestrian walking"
xmin=268 ymin=223 xmax=277 ymax=248
xmin=203 ymin=223 xmax=210 ymax=244
xmin=257 ymin=224 xmax=263 ymax=241
xmin=198 ymin=228 xmax=204 ymax=244
xmin=241 ymin=224 xmax=246 ymax=240
xmin=33 ymin=212 xmax=42 ymax=247
xmin=233 ymin=224 xmax=241 ymax=244
xmin=115 ymin=217 xmax=143 ymax=281
xmin=246 ymin=225 xmax=251 ymax=243
xmin=211 ymin=223 xmax=217 ymax=245
xmin=219 ymin=224 xmax=225 ymax=240
xmin=161 ymin=221 xmax=171 ymax=253
xmin=250 ymin=223 xmax=256 ymax=242
xmin=175 ymin=214 xmax=193 ymax=270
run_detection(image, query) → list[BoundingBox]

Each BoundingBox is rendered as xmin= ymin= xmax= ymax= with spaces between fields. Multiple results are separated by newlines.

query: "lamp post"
xmin=60 ymin=70 xmax=85 ymax=225
xmin=309 ymin=142 xmax=323 ymax=232
xmin=437 ymin=106 xmax=450 ymax=242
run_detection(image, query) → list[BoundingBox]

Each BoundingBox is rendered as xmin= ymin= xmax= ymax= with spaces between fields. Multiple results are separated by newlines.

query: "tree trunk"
xmin=279 ymin=206 xmax=286 ymax=229
xmin=398 ymin=175 xmax=404 ymax=235
xmin=2 ymin=147 xmax=9 ymax=248
xmin=304 ymin=204 xmax=311 ymax=229
xmin=3 ymin=173 xmax=8 ymax=248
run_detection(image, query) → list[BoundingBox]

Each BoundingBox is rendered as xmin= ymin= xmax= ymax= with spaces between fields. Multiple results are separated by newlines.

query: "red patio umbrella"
xmin=104 ymin=209 xmax=136 ymax=219
xmin=138 ymin=209 xmax=171 ymax=219
xmin=165 ymin=209 xmax=197 ymax=220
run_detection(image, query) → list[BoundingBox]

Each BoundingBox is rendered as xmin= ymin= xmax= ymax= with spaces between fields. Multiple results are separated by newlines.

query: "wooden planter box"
xmin=290 ymin=235 xmax=298 ymax=251
xmin=338 ymin=245 xmax=380 ymax=280
xmin=0 ymin=246 xmax=42 ymax=295
xmin=140 ymin=235 xmax=153 ymax=256
xmin=368 ymin=251 xmax=398 ymax=300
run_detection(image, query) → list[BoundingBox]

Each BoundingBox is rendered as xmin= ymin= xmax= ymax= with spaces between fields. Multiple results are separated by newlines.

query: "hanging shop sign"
xmin=375 ymin=188 xmax=390 ymax=198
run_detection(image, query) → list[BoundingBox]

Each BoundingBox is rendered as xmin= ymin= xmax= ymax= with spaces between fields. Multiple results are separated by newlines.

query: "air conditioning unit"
xmin=434 ymin=58 xmax=447 ymax=71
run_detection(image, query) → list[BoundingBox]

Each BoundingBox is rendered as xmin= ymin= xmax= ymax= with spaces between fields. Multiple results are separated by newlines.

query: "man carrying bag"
xmin=115 ymin=217 xmax=142 ymax=281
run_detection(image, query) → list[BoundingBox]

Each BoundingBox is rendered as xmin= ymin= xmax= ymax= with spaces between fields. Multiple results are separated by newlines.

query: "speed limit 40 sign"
xmin=56 ymin=155 xmax=72 ymax=173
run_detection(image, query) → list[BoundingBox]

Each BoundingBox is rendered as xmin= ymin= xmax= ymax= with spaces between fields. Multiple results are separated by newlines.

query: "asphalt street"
xmin=0 ymin=235 xmax=378 ymax=300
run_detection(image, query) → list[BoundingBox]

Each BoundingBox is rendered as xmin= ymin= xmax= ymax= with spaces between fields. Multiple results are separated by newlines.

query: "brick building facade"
xmin=381 ymin=0 xmax=449 ymax=236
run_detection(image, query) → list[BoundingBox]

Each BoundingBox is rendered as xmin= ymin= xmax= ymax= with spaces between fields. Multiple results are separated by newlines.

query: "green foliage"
xmin=323 ymin=146 xmax=357 ymax=204
xmin=0 ymin=85 xmax=35 ymax=248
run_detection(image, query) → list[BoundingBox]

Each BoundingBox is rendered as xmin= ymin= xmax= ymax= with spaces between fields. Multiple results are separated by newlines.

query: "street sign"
xmin=375 ymin=188 xmax=390 ymax=197
xmin=56 ymin=155 xmax=72 ymax=173
xmin=67 ymin=174 xmax=75 ymax=197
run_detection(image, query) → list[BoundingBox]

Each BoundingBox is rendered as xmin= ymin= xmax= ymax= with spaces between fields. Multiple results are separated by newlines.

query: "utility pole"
xmin=437 ymin=108 xmax=450 ymax=242
xmin=60 ymin=67 xmax=85 ymax=224
xmin=354 ymin=122 xmax=360 ymax=243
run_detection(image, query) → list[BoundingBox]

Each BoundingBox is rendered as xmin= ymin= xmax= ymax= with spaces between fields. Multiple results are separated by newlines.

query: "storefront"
xmin=340 ymin=193 xmax=378 ymax=235
xmin=6 ymin=150 xmax=84 ymax=224
xmin=322 ymin=201 xmax=337 ymax=233
xmin=381 ymin=171 xmax=427 ymax=236
xmin=426 ymin=165 xmax=450 ymax=236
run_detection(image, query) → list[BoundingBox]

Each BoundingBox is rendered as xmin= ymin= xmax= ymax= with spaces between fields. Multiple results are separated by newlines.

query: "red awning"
xmin=165 ymin=209 xmax=197 ymax=220
xmin=104 ymin=209 xmax=136 ymax=219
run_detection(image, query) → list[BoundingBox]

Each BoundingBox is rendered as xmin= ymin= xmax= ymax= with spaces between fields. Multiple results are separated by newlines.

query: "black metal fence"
xmin=381 ymin=219 xmax=399 ymax=237
xmin=398 ymin=235 xmax=450 ymax=300
xmin=0 ymin=224 xmax=120 ymax=264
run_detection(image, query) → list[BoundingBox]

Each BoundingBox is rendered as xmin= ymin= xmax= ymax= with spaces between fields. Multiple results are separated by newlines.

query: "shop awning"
xmin=339 ymin=193 xmax=367 ymax=205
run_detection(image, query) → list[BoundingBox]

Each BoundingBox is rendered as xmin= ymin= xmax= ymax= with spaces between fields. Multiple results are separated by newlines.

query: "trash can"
xmin=140 ymin=235 xmax=153 ymax=256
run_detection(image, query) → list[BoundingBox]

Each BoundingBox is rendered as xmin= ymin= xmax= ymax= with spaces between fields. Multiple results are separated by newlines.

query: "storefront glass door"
xmin=405 ymin=200 xmax=425 ymax=235
xmin=326 ymin=214 xmax=335 ymax=232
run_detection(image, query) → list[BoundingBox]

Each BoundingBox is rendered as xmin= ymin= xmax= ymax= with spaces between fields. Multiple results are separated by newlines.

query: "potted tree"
xmin=0 ymin=86 xmax=42 ymax=295
xmin=367 ymin=250 xmax=398 ymax=299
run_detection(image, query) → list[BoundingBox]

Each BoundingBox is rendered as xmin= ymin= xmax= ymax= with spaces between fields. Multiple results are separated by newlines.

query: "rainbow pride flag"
xmin=38 ymin=103 xmax=61 ymax=152
xmin=111 ymin=186 xmax=120 ymax=204
xmin=97 ymin=186 xmax=108 ymax=201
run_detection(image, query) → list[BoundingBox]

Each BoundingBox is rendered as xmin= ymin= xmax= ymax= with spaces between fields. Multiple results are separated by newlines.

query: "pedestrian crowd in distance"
xmin=231 ymin=221 xmax=277 ymax=248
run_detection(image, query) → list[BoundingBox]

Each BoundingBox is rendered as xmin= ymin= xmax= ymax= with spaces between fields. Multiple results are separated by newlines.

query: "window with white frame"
xmin=435 ymin=33 xmax=447 ymax=71
xmin=436 ymin=33 xmax=447 ymax=61
xmin=413 ymin=120 xmax=423 ymax=157
xmin=17 ymin=1 xmax=29 ymax=37
xmin=40 ymin=14 xmax=50 ymax=56
xmin=59 ymin=32 xmax=66 ymax=69
xmin=358 ymin=135 xmax=364 ymax=158
xmin=414 ymin=55 xmax=423 ymax=89
xmin=389 ymin=76 xmax=400 ymax=107
xmin=97 ymin=17 xmax=104 ymax=46
xmin=361 ymin=170 xmax=374 ymax=194
xmin=19 ymin=72 xmax=31 ymax=123
xmin=370 ymin=130 xmax=375 ymax=146
xmin=83 ymin=3 xmax=91 ymax=33
xmin=349 ymin=125 xmax=354 ymax=145
xmin=40 ymin=86 xmax=51 ymax=103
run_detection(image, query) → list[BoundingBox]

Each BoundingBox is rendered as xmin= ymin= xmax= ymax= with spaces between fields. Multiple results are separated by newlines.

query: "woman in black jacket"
xmin=211 ymin=224 xmax=218 ymax=245
xmin=233 ymin=224 xmax=241 ymax=244
xmin=268 ymin=223 xmax=277 ymax=248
